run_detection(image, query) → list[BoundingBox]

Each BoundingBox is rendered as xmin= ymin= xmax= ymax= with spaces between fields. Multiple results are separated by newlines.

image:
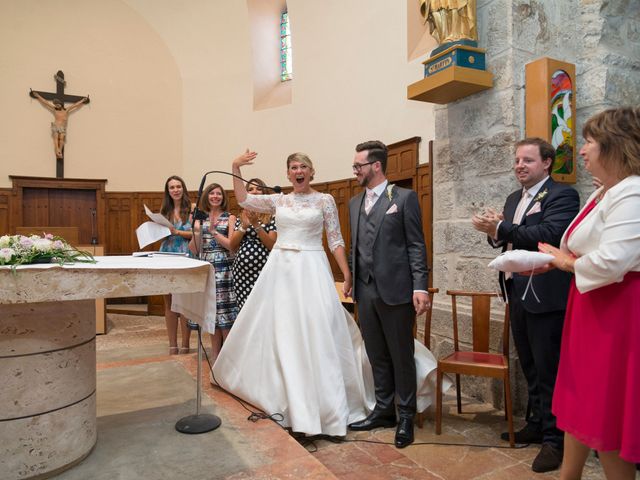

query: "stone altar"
xmin=0 ymin=256 xmax=210 ymax=479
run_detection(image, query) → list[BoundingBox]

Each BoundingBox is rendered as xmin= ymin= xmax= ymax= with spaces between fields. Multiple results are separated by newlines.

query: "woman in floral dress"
xmin=190 ymin=183 xmax=238 ymax=363
xmin=159 ymin=175 xmax=192 ymax=354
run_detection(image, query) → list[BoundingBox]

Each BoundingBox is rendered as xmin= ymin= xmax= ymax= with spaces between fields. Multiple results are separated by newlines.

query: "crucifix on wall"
xmin=29 ymin=70 xmax=90 ymax=178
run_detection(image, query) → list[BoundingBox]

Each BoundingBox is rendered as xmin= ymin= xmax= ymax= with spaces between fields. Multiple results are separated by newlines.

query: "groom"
xmin=347 ymin=140 xmax=430 ymax=448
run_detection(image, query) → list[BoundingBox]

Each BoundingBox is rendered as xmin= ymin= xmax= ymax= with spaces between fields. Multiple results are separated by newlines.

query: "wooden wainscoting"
xmin=0 ymin=189 xmax=12 ymax=235
xmin=2 ymin=137 xmax=434 ymax=308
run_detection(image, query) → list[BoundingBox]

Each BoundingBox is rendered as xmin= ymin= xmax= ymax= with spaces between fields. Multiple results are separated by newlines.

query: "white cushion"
xmin=488 ymin=250 xmax=554 ymax=273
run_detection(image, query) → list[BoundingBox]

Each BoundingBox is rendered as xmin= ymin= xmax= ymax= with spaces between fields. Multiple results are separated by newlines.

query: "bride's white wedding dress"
xmin=212 ymin=191 xmax=444 ymax=436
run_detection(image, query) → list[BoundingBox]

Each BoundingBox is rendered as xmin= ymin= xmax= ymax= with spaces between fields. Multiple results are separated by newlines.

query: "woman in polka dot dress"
xmin=229 ymin=178 xmax=277 ymax=309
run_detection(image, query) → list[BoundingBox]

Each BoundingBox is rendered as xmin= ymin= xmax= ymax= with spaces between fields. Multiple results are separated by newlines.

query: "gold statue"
xmin=419 ymin=0 xmax=478 ymax=45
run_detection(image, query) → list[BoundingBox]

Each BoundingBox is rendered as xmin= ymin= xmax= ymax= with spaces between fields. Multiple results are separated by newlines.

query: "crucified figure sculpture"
xmin=31 ymin=89 xmax=89 ymax=159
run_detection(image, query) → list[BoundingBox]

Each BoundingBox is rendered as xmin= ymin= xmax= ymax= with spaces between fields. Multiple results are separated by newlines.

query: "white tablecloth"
xmin=172 ymin=263 xmax=217 ymax=334
xmin=3 ymin=255 xmax=210 ymax=270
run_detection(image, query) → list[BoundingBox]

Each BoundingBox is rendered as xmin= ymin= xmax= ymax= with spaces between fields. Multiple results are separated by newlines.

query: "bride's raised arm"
xmin=231 ymin=149 xmax=257 ymax=204
xmin=232 ymin=149 xmax=277 ymax=214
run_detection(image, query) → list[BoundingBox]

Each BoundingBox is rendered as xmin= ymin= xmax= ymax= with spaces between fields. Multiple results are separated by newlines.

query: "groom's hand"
xmin=413 ymin=291 xmax=430 ymax=316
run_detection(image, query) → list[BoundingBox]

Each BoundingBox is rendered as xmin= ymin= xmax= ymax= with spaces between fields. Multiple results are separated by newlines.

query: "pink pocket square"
xmin=385 ymin=204 xmax=398 ymax=214
xmin=527 ymin=202 xmax=542 ymax=215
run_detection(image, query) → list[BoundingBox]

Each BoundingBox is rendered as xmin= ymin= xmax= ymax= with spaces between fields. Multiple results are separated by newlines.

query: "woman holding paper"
xmin=190 ymin=183 xmax=238 ymax=363
xmin=160 ymin=175 xmax=193 ymax=354
xmin=539 ymin=107 xmax=640 ymax=479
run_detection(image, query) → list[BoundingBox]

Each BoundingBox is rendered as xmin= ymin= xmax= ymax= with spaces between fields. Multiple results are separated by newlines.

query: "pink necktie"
xmin=512 ymin=189 xmax=531 ymax=226
xmin=364 ymin=190 xmax=376 ymax=215
xmin=505 ymin=189 xmax=531 ymax=279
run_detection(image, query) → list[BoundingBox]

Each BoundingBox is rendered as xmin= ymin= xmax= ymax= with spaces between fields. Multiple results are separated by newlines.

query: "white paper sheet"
xmin=143 ymin=204 xmax=174 ymax=228
xmin=136 ymin=221 xmax=171 ymax=249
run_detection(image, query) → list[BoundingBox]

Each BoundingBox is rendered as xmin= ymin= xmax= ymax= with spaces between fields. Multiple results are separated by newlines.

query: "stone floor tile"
xmin=312 ymin=442 xmax=381 ymax=476
xmin=339 ymin=462 xmax=440 ymax=480
xmin=403 ymin=444 xmax=519 ymax=480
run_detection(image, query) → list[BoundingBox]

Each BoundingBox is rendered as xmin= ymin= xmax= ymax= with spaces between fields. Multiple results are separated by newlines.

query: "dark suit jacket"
xmin=349 ymin=185 xmax=428 ymax=305
xmin=491 ymin=177 xmax=579 ymax=313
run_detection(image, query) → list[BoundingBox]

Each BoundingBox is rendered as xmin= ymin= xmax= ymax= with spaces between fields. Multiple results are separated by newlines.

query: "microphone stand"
xmin=177 ymin=169 xmax=280 ymax=434
xmin=175 ymin=321 xmax=221 ymax=434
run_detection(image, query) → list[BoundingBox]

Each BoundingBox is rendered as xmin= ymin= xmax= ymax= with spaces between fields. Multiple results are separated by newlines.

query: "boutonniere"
xmin=533 ymin=188 xmax=548 ymax=203
xmin=386 ymin=184 xmax=395 ymax=201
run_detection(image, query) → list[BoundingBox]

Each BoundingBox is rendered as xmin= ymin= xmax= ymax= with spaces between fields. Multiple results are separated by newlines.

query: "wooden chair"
xmin=415 ymin=287 xmax=439 ymax=428
xmin=435 ymin=290 xmax=514 ymax=446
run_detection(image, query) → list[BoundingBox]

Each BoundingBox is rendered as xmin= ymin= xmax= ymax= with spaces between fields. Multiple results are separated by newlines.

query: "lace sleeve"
xmin=322 ymin=194 xmax=345 ymax=252
xmin=239 ymin=193 xmax=278 ymax=214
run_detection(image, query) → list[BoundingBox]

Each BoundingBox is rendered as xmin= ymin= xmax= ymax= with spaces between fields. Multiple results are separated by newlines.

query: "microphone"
xmin=190 ymin=170 xmax=282 ymax=254
xmin=193 ymin=170 xmax=281 ymax=220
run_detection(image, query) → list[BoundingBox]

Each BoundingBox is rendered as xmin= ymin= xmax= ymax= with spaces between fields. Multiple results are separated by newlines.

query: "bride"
xmin=212 ymin=150 xmax=444 ymax=437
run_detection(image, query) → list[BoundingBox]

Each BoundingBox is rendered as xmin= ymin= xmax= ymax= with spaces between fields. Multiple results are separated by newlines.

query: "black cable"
xmin=196 ymin=328 xmax=284 ymax=427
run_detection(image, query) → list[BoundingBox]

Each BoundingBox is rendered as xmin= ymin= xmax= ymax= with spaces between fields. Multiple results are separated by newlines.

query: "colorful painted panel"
xmin=550 ymin=70 xmax=573 ymax=175
xmin=280 ymin=12 xmax=293 ymax=82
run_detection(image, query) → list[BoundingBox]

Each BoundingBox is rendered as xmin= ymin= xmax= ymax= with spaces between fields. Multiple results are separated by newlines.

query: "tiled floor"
xmin=93 ymin=313 xmax=614 ymax=480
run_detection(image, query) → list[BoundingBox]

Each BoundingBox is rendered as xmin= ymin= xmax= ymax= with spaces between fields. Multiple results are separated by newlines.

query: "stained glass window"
xmin=280 ymin=12 xmax=292 ymax=81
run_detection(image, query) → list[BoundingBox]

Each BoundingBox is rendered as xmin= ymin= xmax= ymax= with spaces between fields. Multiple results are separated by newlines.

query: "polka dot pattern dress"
xmin=232 ymin=216 xmax=276 ymax=309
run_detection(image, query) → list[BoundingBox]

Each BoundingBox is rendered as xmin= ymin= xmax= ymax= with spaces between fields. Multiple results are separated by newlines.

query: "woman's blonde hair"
xmin=286 ymin=152 xmax=315 ymax=181
xmin=582 ymin=106 xmax=640 ymax=177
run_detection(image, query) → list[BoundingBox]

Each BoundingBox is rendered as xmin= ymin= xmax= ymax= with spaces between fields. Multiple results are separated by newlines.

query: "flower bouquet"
xmin=0 ymin=233 xmax=96 ymax=271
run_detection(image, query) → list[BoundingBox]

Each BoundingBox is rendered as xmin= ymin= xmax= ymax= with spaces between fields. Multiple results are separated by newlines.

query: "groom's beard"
xmin=357 ymin=170 xmax=374 ymax=188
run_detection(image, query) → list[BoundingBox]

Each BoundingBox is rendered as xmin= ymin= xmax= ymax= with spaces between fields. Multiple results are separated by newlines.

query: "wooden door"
xmin=22 ymin=188 xmax=97 ymax=244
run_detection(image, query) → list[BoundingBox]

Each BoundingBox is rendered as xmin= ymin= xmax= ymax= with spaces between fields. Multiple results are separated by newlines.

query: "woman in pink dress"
xmin=540 ymin=106 xmax=640 ymax=479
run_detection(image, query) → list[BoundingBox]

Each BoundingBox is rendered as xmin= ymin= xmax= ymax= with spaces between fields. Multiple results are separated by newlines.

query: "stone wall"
xmin=423 ymin=0 xmax=640 ymax=412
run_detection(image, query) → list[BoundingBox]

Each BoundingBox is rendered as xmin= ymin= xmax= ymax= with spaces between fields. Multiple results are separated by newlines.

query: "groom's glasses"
xmin=352 ymin=160 xmax=377 ymax=172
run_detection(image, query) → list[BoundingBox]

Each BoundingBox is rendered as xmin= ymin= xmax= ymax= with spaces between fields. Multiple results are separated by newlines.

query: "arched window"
xmin=280 ymin=11 xmax=292 ymax=81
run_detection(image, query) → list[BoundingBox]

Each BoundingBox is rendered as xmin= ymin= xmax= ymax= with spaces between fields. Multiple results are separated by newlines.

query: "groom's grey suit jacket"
xmin=349 ymin=185 xmax=429 ymax=304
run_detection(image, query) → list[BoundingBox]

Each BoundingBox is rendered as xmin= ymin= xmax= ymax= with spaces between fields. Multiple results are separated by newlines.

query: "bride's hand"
xmin=232 ymin=149 xmax=258 ymax=169
xmin=342 ymin=274 xmax=353 ymax=298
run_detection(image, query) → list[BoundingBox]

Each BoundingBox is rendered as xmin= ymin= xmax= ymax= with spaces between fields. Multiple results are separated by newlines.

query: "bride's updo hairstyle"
xmin=287 ymin=152 xmax=315 ymax=181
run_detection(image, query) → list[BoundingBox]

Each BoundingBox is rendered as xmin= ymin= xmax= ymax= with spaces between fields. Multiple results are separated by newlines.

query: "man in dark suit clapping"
xmin=346 ymin=140 xmax=430 ymax=449
xmin=472 ymin=137 xmax=579 ymax=473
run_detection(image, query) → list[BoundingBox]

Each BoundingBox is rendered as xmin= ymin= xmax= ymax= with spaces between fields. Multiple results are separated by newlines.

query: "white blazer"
xmin=561 ymin=175 xmax=640 ymax=293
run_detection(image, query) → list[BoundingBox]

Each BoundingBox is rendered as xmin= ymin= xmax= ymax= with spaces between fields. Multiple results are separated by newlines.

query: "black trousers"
xmin=356 ymin=278 xmax=416 ymax=417
xmin=508 ymin=283 xmax=564 ymax=449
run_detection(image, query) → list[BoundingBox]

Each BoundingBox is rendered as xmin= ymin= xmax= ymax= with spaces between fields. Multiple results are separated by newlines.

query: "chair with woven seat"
xmin=435 ymin=290 xmax=514 ymax=446
xmin=415 ymin=287 xmax=439 ymax=428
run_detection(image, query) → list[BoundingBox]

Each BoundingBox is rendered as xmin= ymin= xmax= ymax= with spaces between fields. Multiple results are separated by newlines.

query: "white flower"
xmin=33 ymin=238 xmax=53 ymax=252
xmin=0 ymin=248 xmax=15 ymax=262
xmin=0 ymin=233 xmax=95 ymax=270
xmin=386 ymin=184 xmax=395 ymax=201
xmin=19 ymin=236 xmax=34 ymax=248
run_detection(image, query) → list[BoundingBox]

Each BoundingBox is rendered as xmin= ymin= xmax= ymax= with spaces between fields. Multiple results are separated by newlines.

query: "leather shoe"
xmin=348 ymin=412 xmax=396 ymax=431
xmin=500 ymin=423 xmax=543 ymax=444
xmin=531 ymin=444 xmax=563 ymax=473
xmin=394 ymin=417 xmax=414 ymax=448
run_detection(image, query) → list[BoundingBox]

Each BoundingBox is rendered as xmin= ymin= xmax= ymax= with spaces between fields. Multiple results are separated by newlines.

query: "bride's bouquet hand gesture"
xmin=233 ymin=149 xmax=258 ymax=171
